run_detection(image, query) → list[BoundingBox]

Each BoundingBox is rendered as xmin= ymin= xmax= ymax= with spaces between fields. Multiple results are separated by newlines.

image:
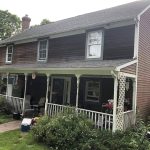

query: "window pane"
xmin=86 ymin=81 xmax=100 ymax=101
xmin=7 ymin=55 xmax=12 ymax=61
xmin=88 ymin=45 xmax=101 ymax=58
xmin=38 ymin=40 xmax=48 ymax=60
xmin=7 ymin=45 xmax=13 ymax=54
xmin=40 ymin=51 xmax=46 ymax=59
xmin=40 ymin=40 xmax=47 ymax=50
xmin=88 ymin=31 xmax=102 ymax=45
xmin=87 ymin=30 xmax=102 ymax=59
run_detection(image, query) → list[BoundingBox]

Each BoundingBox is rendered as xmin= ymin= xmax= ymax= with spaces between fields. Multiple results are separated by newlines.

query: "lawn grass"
xmin=0 ymin=130 xmax=49 ymax=150
xmin=0 ymin=113 xmax=13 ymax=124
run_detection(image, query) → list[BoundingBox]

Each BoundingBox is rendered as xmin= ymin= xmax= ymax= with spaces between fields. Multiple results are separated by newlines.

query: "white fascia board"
xmin=115 ymin=60 xmax=137 ymax=71
xmin=137 ymin=4 xmax=150 ymax=20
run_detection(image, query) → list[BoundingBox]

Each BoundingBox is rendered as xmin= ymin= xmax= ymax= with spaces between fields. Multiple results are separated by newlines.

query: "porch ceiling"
xmin=0 ymin=59 xmax=133 ymax=75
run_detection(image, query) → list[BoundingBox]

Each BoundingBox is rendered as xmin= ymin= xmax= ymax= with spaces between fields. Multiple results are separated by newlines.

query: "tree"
xmin=0 ymin=10 xmax=21 ymax=40
xmin=40 ymin=19 xmax=51 ymax=25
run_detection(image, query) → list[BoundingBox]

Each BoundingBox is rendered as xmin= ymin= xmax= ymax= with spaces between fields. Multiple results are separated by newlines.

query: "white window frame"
xmin=6 ymin=45 xmax=13 ymax=64
xmin=37 ymin=39 xmax=49 ymax=62
xmin=86 ymin=30 xmax=103 ymax=59
xmin=85 ymin=81 xmax=100 ymax=102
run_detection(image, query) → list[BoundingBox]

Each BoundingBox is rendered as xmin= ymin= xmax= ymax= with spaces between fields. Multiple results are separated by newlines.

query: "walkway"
xmin=0 ymin=121 xmax=21 ymax=133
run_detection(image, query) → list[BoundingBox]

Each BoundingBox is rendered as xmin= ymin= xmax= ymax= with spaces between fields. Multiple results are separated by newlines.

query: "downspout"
xmin=134 ymin=16 xmax=140 ymax=122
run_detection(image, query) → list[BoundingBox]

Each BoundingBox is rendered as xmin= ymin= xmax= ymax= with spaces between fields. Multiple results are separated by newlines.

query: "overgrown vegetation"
xmin=32 ymin=113 xmax=150 ymax=150
xmin=0 ymin=96 xmax=13 ymax=124
xmin=0 ymin=96 xmax=12 ymax=114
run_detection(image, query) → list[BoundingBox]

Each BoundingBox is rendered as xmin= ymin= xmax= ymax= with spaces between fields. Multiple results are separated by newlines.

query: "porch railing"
xmin=0 ymin=94 xmax=24 ymax=114
xmin=47 ymin=103 xmax=113 ymax=130
xmin=123 ymin=110 xmax=134 ymax=130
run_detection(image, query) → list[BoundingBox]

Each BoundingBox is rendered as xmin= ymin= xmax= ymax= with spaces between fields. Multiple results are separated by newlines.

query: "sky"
xmin=0 ymin=0 xmax=139 ymax=25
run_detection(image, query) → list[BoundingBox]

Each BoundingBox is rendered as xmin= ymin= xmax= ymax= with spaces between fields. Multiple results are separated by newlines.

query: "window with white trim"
xmin=6 ymin=45 xmax=13 ymax=63
xmin=86 ymin=30 xmax=103 ymax=59
xmin=38 ymin=39 xmax=48 ymax=61
xmin=85 ymin=81 xmax=100 ymax=102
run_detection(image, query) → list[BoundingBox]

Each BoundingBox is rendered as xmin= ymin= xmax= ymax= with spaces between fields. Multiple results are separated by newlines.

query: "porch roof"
xmin=0 ymin=59 xmax=133 ymax=72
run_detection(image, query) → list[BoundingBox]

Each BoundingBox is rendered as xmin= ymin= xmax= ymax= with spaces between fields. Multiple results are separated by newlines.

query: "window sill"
xmin=37 ymin=60 xmax=47 ymax=63
xmin=5 ymin=62 xmax=12 ymax=65
xmin=85 ymin=57 xmax=103 ymax=61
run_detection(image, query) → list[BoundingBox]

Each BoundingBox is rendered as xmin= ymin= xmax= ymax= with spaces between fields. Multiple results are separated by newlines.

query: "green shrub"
xmin=32 ymin=113 xmax=94 ymax=149
xmin=0 ymin=96 xmax=5 ymax=107
xmin=0 ymin=96 xmax=12 ymax=114
xmin=32 ymin=116 xmax=50 ymax=142
xmin=32 ymin=113 xmax=150 ymax=150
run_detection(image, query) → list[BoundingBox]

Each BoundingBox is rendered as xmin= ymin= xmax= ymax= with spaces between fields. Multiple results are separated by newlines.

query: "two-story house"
xmin=0 ymin=0 xmax=150 ymax=131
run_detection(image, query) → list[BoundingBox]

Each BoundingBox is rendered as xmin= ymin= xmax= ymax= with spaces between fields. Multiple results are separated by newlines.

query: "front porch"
xmin=0 ymin=65 xmax=137 ymax=131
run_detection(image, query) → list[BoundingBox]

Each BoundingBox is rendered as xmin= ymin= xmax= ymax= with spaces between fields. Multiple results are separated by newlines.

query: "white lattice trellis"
xmin=116 ymin=74 xmax=126 ymax=130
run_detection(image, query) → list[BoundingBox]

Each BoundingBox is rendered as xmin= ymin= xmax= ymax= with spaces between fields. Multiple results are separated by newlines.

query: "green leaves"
xmin=0 ymin=10 xmax=21 ymax=40
xmin=32 ymin=113 xmax=150 ymax=150
xmin=40 ymin=19 xmax=51 ymax=25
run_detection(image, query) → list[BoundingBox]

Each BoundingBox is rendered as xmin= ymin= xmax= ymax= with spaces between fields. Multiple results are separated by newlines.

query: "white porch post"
xmin=23 ymin=73 xmax=28 ymax=113
xmin=6 ymin=73 xmax=9 ymax=99
xmin=132 ymin=78 xmax=136 ymax=124
xmin=75 ymin=75 xmax=80 ymax=112
xmin=112 ymin=76 xmax=118 ymax=132
xmin=116 ymin=73 xmax=126 ymax=131
xmin=45 ymin=74 xmax=50 ymax=115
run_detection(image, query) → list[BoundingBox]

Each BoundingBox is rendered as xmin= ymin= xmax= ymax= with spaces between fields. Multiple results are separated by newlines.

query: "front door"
xmin=50 ymin=77 xmax=71 ymax=105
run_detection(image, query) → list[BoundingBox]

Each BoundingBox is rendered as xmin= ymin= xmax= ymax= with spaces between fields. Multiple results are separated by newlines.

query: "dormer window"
xmin=37 ymin=39 xmax=48 ymax=61
xmin=6 ymin=45 xmax=13 ymax=63
xmin=86 ymin=30 xmax=103 ymax=59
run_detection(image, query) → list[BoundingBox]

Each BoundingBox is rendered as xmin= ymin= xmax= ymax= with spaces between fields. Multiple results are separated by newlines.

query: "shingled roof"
xmin=0 ymin=59 xmax=133 ymax=70
xmin=0 ymin=0 xmax=150 ymax=45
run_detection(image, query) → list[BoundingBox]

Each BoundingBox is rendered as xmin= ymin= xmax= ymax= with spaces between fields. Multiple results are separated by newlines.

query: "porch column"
xmin=132 ymin=78 xmax=136 ymax=124
xmin=6 ymin=73 xmax=9 ymax=99
xmin=75 ymin=75 xmax=80 ymax=112
xmin=45 ymin=74 xmax=50 ymax=115
xmin=23 ymin=73 xmax=28 ymax=113
xmin=116 ymin=73 xmax=126 ymax=131
xmin=112 ymin=76 xmax=118 ymax=132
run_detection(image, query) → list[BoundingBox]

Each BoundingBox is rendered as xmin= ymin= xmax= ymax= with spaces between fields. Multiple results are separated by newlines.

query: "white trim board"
xmin=115 ymin=60 xmax=137 ymax=71
xmin=120 ymin=72 xmax=136 ymax=78
xmin=137 ymin=4 xmax=150 ymax=20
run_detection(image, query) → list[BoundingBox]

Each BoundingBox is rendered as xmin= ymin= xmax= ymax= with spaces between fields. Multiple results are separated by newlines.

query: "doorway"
xmin=50 ymin=77 xmax=71 ymax=105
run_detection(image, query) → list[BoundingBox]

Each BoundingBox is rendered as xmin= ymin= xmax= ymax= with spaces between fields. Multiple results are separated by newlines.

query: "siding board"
xmin=120 ymin=63 xmax=137 ymax=75
xmin=137 ymin=8 xmax=150 ymax=117
xmin=0 ymin=26 xmax=135 ymax=65
xmin=103 ymin=25 xmax=135 ymax=60
xmin=48 ymin=34 xmax=86 ymax=62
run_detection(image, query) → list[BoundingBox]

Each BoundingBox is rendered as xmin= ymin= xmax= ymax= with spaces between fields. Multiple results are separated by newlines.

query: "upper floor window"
xmin=38 ymin=39 xmax=48 ymax=61
xmin=6 ymin=45 xmax=13 ymax=63
xmin=86 ymin=30 xmax=103 ymax=59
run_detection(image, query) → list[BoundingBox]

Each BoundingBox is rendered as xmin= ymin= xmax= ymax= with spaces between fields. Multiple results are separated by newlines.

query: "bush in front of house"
xmin=32 ymin=113 xmax=150 ymax=150
xmin=32 ymin=113 xmax=94 ymax=149
xmin=0 ymin=96 xmax=12 ymax=114
xmin=31 ymin=115 xmax=50 ymax=142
